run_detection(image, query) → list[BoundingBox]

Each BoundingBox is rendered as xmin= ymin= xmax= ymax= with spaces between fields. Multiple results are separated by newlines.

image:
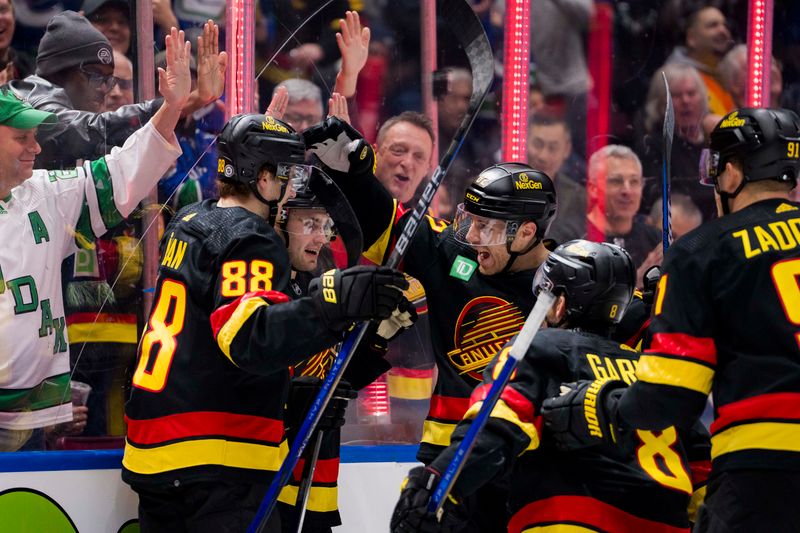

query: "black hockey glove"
xmin=285 ymin=376 xmax=357 ymax=432
xmin=303 ymin=116 xmax=375 ymax=175
xmin=541 ymin=379 xmax=627 ymax=452
xmin=641 ymin=265 xmax=662 ymax=315
xmin=391 ymin=466 xmax=468 ymax=533
xmin=309 ymin=266 xmax=409 ymax=332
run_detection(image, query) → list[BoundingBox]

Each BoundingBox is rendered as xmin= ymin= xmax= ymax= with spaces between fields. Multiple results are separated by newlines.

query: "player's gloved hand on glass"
xmin=377 ymin=298 xmax=418 ymax=341
xmin=285 ymin=376 xmax=357 ymax=432
xmin=302 ymin=116 xmax=375 ymax=175
xmin=390 ymin=466 xmax=468 ymax=533
xmin=541 ymin=379 xmax=627 ymax=452
xmin=309 ymin=265 xmax=410 ymax=332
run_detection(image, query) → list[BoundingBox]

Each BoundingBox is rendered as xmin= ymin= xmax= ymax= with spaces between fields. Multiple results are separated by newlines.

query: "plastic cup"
xmin=69 ymin=381 xmax=92 ymax=406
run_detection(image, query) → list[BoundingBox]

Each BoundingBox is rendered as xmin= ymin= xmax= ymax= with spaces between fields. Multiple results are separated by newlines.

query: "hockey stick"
xmin=293 ymin=430 xmax=324 ymax=533
xmin=428 ymin=290 xmax=556 ymax=517
xmin=661 ymin=72 xmax=674 ymax=252
xmin=247 ymin=1 xmax=493 ymax=530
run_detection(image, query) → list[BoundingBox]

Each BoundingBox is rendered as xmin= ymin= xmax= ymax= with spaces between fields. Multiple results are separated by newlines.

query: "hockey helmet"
xmin=453 ymin=162 xmax=557 ymax=247
xmin=217 ymin=113 xmax=307 ymax=184
xmin=533 ymin=240 xmax=635 ymax=327
xmin=700 ymin=107 xmax=800 ymax=189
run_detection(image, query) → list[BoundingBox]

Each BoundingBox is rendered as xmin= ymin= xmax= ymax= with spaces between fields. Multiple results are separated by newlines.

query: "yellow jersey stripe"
xmin=216 ymin=297 xmax=269 ymax=363
xmin=388 ymin=373 xmax=433 ymax=400
xmin=363 ymin=199 xmax=399 ymax=264
xmin=278 ymin=484 xmax=339 ymax=513
xmin=67 ymin=322 xmax=138 ymax=344
xmin=636 ymin=355 xmax=714 ymax=394
xmin=711 ymin=421 xmax=800 ymax=460
xmin=465 ymin=399 xmax=540 ymax=452
xmin=421 ymin=419 xmax=457 ymax=448
xmin=122 ymin=437 xmax=288 ymax=474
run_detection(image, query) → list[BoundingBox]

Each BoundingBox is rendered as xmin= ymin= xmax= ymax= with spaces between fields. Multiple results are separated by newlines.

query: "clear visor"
xmin=452 ymin=203 xmax=510 ymax=247
xmin=284 ymin=209 xmax=335 ymax=239
xmin=277 ymin=162 xmax=313 ymax=188
xmin=698 ymin=149 xmax=720 ymax=187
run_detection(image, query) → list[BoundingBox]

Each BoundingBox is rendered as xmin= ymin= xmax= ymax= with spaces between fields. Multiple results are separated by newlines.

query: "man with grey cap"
xmin=5 ymin=11 xmax=226 ymax=168
xmin=0 ymin=27 xmax=191 ymax=452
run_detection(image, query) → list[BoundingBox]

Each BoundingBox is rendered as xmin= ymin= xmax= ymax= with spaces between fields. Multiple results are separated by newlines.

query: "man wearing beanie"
xmin=6 ymin=12 xmax=226 ymax=168
xmin=0 ymin=27 xmax=190 ymax=452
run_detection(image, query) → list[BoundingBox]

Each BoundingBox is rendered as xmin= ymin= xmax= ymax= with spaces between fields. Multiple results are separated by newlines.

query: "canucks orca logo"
xmin=447 ymin=296 xmax=525 ymax=381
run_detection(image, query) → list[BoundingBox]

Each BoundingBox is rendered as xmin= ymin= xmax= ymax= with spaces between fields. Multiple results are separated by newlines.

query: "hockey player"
xmin=121 ymin=113 xmax=409 ymax=533
xmin=276 ymin=176 xmax=415 ymax=533
xmin=0 ymin=27 xmax=190 ymax=452
xmin=541 ymin=107 xmax=800 ymax=531
xmin=303 ymin=117 xmax=557 ymax=530
xmin=391 ymin=240 xmax=709 ymax=533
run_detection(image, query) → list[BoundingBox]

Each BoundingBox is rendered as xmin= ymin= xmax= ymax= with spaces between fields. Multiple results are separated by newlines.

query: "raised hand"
xmin=158 ymin=27 xmax=192 ymax=109
xmin=265 ymin=85 xmax=289 ymax=120
xmin=196 ymin=20 xmax=228 ymax=105
xmin=327 ymin=93 xmax=350 ymax=124
xmin=337 ymin=11 xmax=370 ymax=81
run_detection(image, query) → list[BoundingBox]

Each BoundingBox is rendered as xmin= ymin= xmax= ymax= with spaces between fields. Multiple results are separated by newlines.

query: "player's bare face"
xmin=604 ymin=157 xmax=643 ymax=221
xmin=286 ymin=208 xmax=331 ymax=272
xmin=376 ymin=122 xmax=433 ymax=204
xmin=0 ymin=126 xmax=41 ymax=189
xmin=465 ymin=215 xmax=510 ymax=275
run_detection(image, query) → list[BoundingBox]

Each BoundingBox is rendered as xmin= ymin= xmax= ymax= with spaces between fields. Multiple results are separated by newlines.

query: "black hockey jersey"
xmin=428 ymin=328 xmax=710 ymax=532
xmin=326 ymin=167 xmax=537 ymax=464
xmin=619 ymin=199 xmax=800 ymax=473
xmin=122 ymin=200 xmax=340 ymax=487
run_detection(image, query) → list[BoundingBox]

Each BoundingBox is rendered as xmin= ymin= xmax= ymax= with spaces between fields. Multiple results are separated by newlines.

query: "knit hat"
xmin=35 ymin=11 xmax=114 ymax=78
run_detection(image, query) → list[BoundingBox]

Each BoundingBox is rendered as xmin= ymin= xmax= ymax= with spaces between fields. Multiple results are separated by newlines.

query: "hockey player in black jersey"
xmin=304 ymin=116 xmax=558 ymax=531
xmin=541 ymin=107 xmax=800 ymax=532
xmin=275 ymin=177 xmax=416 ymax=533
xmin=391 ymin=240 xmax=709 ymax=533
xmin=122 ymin=113 xmax=409 ymax=533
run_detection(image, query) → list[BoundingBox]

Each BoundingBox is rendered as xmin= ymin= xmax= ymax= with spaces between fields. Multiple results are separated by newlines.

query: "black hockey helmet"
xmin=700 ymin=108 xmax=800 ymax=192
xmin=217 ymin=113 xmax=306 ymax=184
xmin=462 ymin=162 xmax=557 ymax=238
xmin=533 ymin=240 xmax=635 ymax=328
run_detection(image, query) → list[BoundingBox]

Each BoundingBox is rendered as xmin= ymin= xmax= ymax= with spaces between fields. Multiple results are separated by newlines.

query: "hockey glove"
xmin=309 ymin=266 xmax=409 ymax=332
xmin=377 ymin=298 xmax=418 ymax=341
xmin=285 ymin=376 xmax=357 ymax=432
xmin=391 ymin=466 xmax=468 ymax=533
xmin=303 ymin=116 xmax=376 ymax=175
xmin=641 ymin=265 xmax=662 ymax=315
xmin=541 ymin=379 xmax=627 ymax=452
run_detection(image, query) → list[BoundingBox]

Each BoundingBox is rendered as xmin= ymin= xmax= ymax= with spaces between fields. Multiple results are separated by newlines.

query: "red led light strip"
xmin=745 ymin=0 xmax=774 ymax=107
xmin=501 ymin=0 xmax=531 ymax=162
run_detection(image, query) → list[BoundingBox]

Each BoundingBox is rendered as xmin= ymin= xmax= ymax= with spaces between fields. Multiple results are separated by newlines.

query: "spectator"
xmin=530 ymin=0 xmax=592 ymax=157
xmin=666 ymin=4 xmax=734 ymax=115
xmin=586 ymin=144 xmax=661 ymax=280
xmin=718 ymin=43 xmax=784 ymax=109
xmin=0 ymin=27 xmax=189 ymax=451
xmin=0 ymin=0 xmax=34 ymax=83
xmin=649 ymin=193 xmax=703 ymax=241
xmin=374 ymin=111 xmax=434 ymax=206
xmin=434 ymin=67 xmax=498 ymax=209
xmin=83 ymin=0 xmax=131 ymax=56
xmin=104 ymin=50 xmax=133 ymax=111
xmin=274 ymin=78 xmax=324 ymax=132
xmin=637 ymin=62 xmax=716 ymax=221
xmin=7 ymin=13 xmax=226 ymax=169
xmin=526 ymin=112 xmax=585 ymax=244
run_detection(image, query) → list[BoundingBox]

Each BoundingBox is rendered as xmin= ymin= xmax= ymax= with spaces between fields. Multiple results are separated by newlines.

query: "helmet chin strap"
xmin=714 ymin=175 xmax=749 ymax=216
xmin=499 ymin=235 xmax=540 ymax=274
xmin=249 ymin=179 xmax=285 ymax=226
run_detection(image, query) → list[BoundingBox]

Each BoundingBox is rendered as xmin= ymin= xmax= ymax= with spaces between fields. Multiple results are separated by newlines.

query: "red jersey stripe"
xmin=428 ymin=394 xmax=470 ymax=421
xmin=508 ymin=495 xmax=688 ymax=533
xmin=711 ymin=392 xmax=800 ymax=434
xmin=649 ymin=332 xmax=717 ymax=365
xmin=292 ymin=457 xmax=340 ymax=484
xmin=470 ymin=383 xmax=536 ymax=423
xmin=126 ymin=411 xmax=284 ymax=445
xmin=210 ymin=290 xmax=290 ymax=338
